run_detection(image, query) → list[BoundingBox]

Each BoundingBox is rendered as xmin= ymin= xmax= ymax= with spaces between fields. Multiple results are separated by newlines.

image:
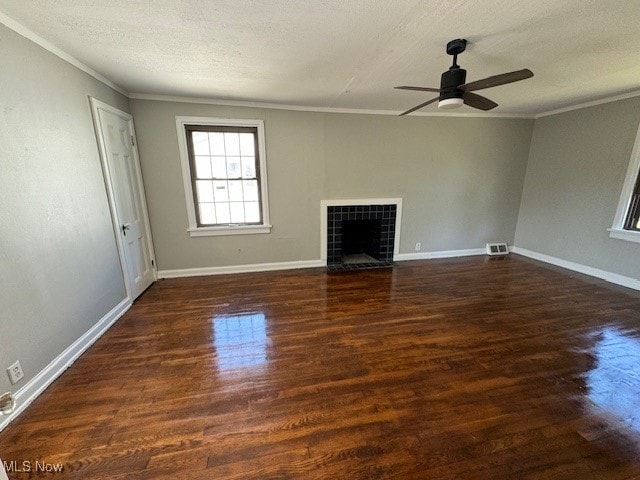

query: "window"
xmin=624 ymin=173 xmax=640 ymax=231
xmin=610 ymin=121 xmax=640 ymax=243
xmin=186 ymin=125 xmax=262 ymax=225
xmin=176 ymin=117 xmax=270 ymax=236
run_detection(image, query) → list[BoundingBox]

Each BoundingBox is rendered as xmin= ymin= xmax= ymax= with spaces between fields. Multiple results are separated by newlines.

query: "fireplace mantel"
xmin=320 ymin=198 xmax=402 ymax=264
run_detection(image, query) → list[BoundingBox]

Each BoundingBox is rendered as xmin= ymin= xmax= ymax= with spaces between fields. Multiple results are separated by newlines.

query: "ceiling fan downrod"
xmin=446 ymin=38 xmax=467 ymax=69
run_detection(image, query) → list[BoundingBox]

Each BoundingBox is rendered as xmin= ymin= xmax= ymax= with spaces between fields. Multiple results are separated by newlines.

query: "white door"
xmin=91 ymin=99 xmax=155 ymax=300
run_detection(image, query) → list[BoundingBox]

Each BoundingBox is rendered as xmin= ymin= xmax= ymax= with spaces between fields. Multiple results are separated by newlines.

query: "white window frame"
xmin=609 ymin=120 xmax=640 ymax=244
xmin=176 ymin=116 xmax=271 ymax=237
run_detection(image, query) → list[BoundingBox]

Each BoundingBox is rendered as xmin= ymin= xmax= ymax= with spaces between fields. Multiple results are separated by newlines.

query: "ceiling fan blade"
xmin=460 ymin=69 xmax=533 ymax=92
xmin=395 ymin=85 xmax=441 ymax=93
xmin=463 ymin=92 xmax=498 ymax=111
xmin=399 ymin=97 xmax=439 ymax=116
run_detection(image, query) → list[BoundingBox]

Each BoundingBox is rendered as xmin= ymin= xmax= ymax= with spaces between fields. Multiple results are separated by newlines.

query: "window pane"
xmin=239 ymin=133 xmax=255 ymax=156
xmin=209 ymin=132 xmax=225 ymax=155
xmin=213 ymin=180 xmax=229 ymax=202
xmin=224 ymin=132 xmax=241 ymax=156
xmin=241 ymin=157 xmax=256 ymax=178
xmin=230 ymin=202 xmax=245 ymax=223
xmin=192 ymin=132 xmax=210 ymax=155
xmin=195 ymin=156 xmax=212 ymax=178
xmin=245 ymin=202 xmax=260 ymax=223
xmin=212 ymin=156 xmax=227 ymax=178
xmin=228 ymin=180 xmax=244 ymax=201
xmin=215 ymin=203 xmax=230 ymax=224
xmin=199 ymin=203 xmax=216 ymax=224
xmin=226 ymin=157 xmax=241 ymax=178
xmin=196 ymin=180 xmax=214 ymax=202
xmin=243 ymin=180 xmax=259 ymax=201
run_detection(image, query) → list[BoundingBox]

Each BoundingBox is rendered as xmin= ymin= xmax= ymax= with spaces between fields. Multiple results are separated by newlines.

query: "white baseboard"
xmin=159 ymin=249 xmax=497 ymax=279
xmin=512 ymin=247 xmax=640 ymax=291
xmin=394 ymin=248 xmax=486 ymax=261
xmin=0 ymin=297 xmax=131 ymax=432
xmin=158 ymin=259 xmax=325 ymax=278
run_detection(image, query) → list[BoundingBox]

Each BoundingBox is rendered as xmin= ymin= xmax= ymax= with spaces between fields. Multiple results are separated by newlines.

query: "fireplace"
xmin=323 ymin=202 xmax=399 ymax=271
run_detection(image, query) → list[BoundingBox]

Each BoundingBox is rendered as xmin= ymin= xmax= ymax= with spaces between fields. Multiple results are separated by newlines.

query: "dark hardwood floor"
xmin=2 ymin=255 xmax=640 ymax=479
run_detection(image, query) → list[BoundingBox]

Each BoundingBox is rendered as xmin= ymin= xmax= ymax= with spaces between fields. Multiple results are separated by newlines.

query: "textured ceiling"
xmin=2 ymin=0 xmax=640 ymax=115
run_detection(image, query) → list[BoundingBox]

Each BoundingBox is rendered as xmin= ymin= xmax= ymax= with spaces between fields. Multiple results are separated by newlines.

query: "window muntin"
xmin=185 ymin=125 xmax=263 ymax=227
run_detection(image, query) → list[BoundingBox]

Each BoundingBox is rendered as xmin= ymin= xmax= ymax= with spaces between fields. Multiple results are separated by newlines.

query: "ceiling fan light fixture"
xmin=438 ymin=97 xmax=464 ymax=110
xmin=396 ymin=38 xmax=533 ymax=116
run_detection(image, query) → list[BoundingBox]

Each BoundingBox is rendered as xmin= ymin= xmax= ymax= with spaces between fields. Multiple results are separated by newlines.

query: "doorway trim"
xmin=89 ymin=97 xmax=157 ymax=300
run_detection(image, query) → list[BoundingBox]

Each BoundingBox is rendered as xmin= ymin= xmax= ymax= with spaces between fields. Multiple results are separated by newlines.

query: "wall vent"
xmin=486 ymin=243 xmax=509 ymax=256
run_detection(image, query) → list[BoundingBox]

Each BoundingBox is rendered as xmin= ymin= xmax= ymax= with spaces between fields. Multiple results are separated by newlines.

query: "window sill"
xmin=608 ymin=228 xmax=640 ymax=244
xmin=188 ymin=225 xmax=272 ymax=237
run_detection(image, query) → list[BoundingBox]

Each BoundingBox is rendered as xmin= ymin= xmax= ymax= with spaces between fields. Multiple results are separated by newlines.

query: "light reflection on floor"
xmin=212 ymin=313 xmax=268 ymax=371
xmin=586 ymin=327 xmax=640 ymax=432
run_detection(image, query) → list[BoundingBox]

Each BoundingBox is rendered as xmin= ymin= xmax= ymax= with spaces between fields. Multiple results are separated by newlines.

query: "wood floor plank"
xmin=1 ymin=255 xmax=640 ymax=479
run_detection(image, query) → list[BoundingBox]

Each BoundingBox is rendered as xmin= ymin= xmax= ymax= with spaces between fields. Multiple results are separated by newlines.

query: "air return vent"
xmin=486 ymin=243 xmax=509 ymax=256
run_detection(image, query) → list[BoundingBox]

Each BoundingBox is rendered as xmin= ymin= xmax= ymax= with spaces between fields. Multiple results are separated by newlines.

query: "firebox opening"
xmin=342 ymin=219 xmax=382 ymax=264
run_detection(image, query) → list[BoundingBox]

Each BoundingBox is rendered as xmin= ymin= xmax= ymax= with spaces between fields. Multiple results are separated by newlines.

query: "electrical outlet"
xmin=415 ymin=242 xmax=421 ymax=251
xmin=7 ymin=361 xmax=24 ymax=385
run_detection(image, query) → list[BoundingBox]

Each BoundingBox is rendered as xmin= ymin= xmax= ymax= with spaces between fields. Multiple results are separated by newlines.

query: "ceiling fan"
xmin=395 ymin=39 xmax=533 ymax=115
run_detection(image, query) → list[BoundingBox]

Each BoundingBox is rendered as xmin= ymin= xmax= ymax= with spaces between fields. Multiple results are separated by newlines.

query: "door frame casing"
xmin=89 ymin=97 xmax=157 ymax=301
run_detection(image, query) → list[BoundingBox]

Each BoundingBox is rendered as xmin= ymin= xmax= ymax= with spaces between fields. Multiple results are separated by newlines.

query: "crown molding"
xmin=535 ymin=89 xmax=640 ymax=119
xmin=0 ymin=10 xmax=128 ymax=97
xmin=130 ymin=88 xmax=640 ymax=120
xmin=128 ymin=93 xmax=536 ymax=119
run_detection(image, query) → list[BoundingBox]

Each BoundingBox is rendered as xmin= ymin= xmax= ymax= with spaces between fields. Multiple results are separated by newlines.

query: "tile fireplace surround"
xmin=320 ymin=199 xmax=402 ymax=271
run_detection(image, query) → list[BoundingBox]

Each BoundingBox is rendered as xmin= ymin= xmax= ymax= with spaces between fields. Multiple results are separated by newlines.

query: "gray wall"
xmin=323 ymin=114 xmax=533 ymax=252
xmin=129 ymin=100 xmax=534 ymax=270
xmin=0 ymin=24 xmax=130 ymax=394
xmin=515 ymin=97 xmax=640 ymax=279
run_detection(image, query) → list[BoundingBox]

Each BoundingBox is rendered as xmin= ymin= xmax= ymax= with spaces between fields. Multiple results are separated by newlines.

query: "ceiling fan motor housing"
xmin=439 ymin=67 xmax=466 ymax=100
